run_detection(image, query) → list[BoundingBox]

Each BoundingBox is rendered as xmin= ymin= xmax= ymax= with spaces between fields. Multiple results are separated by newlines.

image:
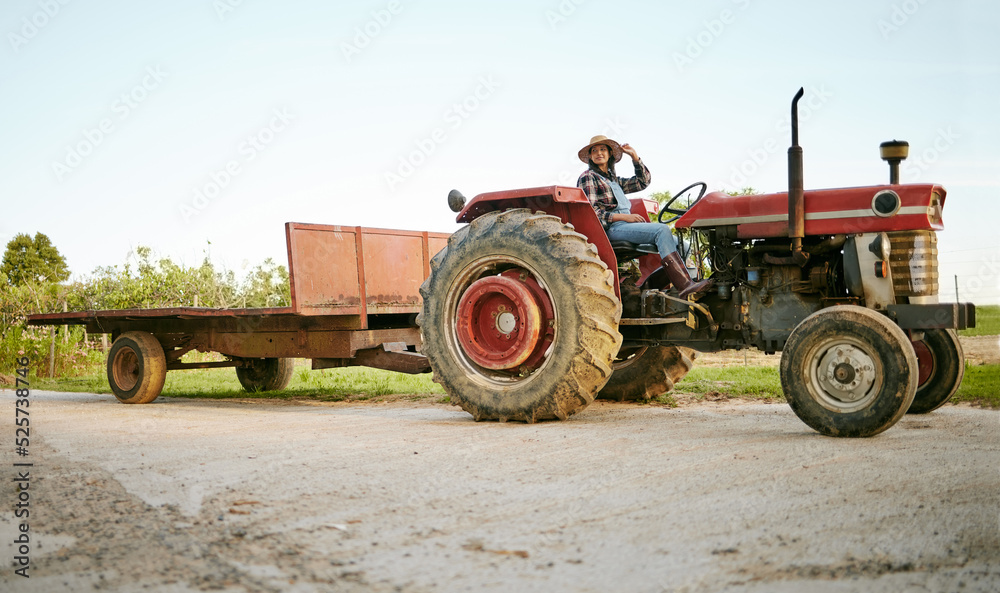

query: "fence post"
xmin=48 ymin=327 xmax=56 ymax=378
xmin=62 ymin=301 xmax=69 ymax=343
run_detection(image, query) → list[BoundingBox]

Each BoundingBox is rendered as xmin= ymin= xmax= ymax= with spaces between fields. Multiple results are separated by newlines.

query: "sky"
xmin=1 ymin=0 xmax=998 ymax=304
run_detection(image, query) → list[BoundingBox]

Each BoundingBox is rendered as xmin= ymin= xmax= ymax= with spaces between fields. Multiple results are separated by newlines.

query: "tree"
xmin=1 ymin=233 xmax=70 ymax=286
xmin=242 ymin=258 xmax=291 ymax=308
xmin=649 ymin=190 xmax=673 ymax=208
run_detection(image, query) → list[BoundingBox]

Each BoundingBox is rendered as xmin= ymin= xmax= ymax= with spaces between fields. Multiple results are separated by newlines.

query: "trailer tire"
xmin=419 ymin=209 xmax=622 ymax=423
xmin=598 ymin=346 xmax=697 ymax=401
xmin=107 ymin=331 xmax=167 ymax=404
xmin=780 ymin=306 xmax=917 ymax=438
xmin=907 ymin=329 xmax=964 ymax=414
xmin=235 ymin=358 xmax=295 ymax=392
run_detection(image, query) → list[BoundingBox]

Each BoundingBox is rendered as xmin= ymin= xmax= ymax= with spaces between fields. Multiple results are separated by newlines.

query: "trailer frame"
xmin=27 ymin=222 xmax=451 ymax=400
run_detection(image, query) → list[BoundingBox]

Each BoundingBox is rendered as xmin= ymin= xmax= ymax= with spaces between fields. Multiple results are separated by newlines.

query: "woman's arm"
xmin=618 ymin=143 xmax=651 ymax=193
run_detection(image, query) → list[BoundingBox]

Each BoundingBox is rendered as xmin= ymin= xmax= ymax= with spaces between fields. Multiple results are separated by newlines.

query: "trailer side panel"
xmin=285 ymin=223 xmax=450 ymax=323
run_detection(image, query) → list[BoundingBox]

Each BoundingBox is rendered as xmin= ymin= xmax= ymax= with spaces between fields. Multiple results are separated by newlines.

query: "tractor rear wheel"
xmin=107 ymin=331 xmax=167 ymax=404
xmin=598 ymin=346 xmax=697 ymax=401
xmin=780 ymin=306 xmax=917 ymax=437
xmin=419 ymin=209 xmax=622 ymax=422
xmin=907 ymin=329 xmax=964 ymax=414
xmin=235 ymin=358 xmax=295 ymax=392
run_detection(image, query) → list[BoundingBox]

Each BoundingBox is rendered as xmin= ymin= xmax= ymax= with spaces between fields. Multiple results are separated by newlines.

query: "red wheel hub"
xmin=912 ymin=339 xmax=934 ymax=387
xmin=456 ymin=272 xmax=549 ymax=370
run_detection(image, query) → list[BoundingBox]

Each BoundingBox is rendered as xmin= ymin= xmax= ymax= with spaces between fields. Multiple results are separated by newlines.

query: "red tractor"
xmin=419 ymin=88 xmax=976 ymax=437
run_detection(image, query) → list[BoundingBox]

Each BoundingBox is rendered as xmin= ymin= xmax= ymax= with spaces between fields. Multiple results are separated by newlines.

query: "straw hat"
xmin=578 ymin=135 xmax=623 ymax=164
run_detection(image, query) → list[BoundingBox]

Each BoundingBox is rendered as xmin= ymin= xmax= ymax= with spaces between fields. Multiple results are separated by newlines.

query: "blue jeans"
xmin=606 ymin=221 xmax=678 ymax=259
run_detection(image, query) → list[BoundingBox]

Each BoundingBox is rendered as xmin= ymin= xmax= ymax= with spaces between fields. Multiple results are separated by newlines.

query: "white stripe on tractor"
xmin=688 ymin=206 xmax=928 ymax=228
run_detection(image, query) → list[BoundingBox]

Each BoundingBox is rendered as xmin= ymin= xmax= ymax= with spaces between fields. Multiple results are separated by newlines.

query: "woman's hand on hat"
xmin=621 ymin=143 xmax=639 ymax=162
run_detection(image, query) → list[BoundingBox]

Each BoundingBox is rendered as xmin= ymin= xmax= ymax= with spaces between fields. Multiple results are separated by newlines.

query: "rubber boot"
xmin=661 ymin=252 xmax=713 ymax=299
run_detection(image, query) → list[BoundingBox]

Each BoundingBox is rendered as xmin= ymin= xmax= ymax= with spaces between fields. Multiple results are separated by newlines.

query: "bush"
xmin=0 ymin=246 xmax=290 ymax=377
xmin=0 ymin=325 xmax=104 ymax=379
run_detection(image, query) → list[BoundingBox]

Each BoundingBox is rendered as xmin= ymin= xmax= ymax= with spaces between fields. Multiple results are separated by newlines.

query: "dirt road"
xmin=2 ymin=392 xmax=998 ymax=592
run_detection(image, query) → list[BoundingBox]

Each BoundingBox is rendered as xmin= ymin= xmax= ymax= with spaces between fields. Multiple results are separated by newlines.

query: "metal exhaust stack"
xmin=787 ymin=88 xmax=808 ymax=265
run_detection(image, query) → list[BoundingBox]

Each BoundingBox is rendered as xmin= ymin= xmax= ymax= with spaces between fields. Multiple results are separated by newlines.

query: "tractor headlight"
xmin=871 ymin=190 xmax=901 ymax=217
xmin=867 ymin=233 xmax=891 ymax=260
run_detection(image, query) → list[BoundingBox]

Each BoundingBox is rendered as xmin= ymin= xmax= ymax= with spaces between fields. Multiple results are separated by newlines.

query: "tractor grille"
xmin=888 ymin=230 xmax=938 ymax=297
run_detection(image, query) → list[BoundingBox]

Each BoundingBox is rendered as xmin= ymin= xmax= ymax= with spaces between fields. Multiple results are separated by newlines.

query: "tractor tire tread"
xmin=419 ymin=209 xmax=621 ymax=422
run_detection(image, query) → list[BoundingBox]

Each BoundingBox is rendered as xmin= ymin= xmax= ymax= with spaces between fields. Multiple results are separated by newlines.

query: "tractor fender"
xmin=455 ymin=185 xmax=622 ymax=295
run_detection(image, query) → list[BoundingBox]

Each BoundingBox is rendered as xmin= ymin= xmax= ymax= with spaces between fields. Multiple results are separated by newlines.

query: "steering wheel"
xmin=657 ymin=182 xmax=707 ymax=224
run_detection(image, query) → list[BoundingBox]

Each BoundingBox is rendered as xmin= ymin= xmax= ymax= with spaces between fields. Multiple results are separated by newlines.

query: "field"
xmin=961 ymin=304 xmax=1000 ymax=337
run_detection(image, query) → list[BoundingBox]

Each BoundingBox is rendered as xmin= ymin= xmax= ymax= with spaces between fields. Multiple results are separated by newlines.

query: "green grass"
xmin=669 ymin=362 xmax=1000 ymax=409
xmin=953 ymin=364 xmax=1000 ymax=408
xmin=27 ymin=356 xmax=998 ymax=410
xmin=673 ymin=366 xmax=784 ymax=400
xmin=960 ymin=304 xmax=1000 ymax=337
xmin=32 ymin=364 xmax=445 ymax=403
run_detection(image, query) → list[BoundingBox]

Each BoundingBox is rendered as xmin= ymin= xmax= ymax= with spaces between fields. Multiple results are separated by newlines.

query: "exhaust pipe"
xmin=762 ymin=88 xmax=812 ymax=267
xmin=787 ymin=88 xmax=808 ymax=266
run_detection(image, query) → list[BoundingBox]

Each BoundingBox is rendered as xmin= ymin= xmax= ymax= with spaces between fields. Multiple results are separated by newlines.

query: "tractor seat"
xmin=610 ymin=241 xmax=659 ymax=262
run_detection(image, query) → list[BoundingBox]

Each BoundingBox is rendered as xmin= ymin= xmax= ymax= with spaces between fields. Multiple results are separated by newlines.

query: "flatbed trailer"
xmin=27 ymin=222 xmax=450 ymax=403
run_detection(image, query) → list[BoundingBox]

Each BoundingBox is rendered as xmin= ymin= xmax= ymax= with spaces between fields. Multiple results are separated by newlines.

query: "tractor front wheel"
xmin=419 ymin=209 xmax=622 ymax=422
xmin=907 ymin=329 xmax=964 ymax=414
xmin=780 ymin=306 xmax=917 ymax=437
xmin=598 ymin=346 xmax=697 ymax=401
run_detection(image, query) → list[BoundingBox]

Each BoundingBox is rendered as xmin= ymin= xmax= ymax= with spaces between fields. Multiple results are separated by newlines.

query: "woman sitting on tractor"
xmin=576 ymin=135 xmax=712 ymax=298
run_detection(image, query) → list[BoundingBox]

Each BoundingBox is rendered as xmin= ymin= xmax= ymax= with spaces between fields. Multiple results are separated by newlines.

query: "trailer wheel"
xmin=419 ymin=209 xmax=622 ymax=423
xmin=107 ymin=331 xmax=167 ymax=404
xmin=235 ymin=358 xmax=295 ymax=392
xmin=907 ymin=329 xmax=964 ymax=414
xmin=598 ymin=346 xmax=697 ymax=401
xmin=780 ymin=306 xmax=917 ymax=437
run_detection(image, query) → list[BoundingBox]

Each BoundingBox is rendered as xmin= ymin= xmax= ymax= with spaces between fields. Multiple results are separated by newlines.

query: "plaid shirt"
xmin=577 ymin=160 xmax=651 ymax=229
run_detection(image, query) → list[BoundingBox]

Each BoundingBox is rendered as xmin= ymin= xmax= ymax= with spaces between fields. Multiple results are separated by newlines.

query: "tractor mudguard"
xmin=455 ymin=185 xmax=623 ymax=294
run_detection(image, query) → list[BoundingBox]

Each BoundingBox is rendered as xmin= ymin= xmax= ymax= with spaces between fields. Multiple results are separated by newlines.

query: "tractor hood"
xmin=673 ymin=184 xmax=946 ymax=239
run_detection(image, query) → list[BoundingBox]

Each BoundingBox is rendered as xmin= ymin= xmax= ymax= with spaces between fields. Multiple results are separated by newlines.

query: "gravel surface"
xmin=2 ymin=391 xmax=998 ymax=592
